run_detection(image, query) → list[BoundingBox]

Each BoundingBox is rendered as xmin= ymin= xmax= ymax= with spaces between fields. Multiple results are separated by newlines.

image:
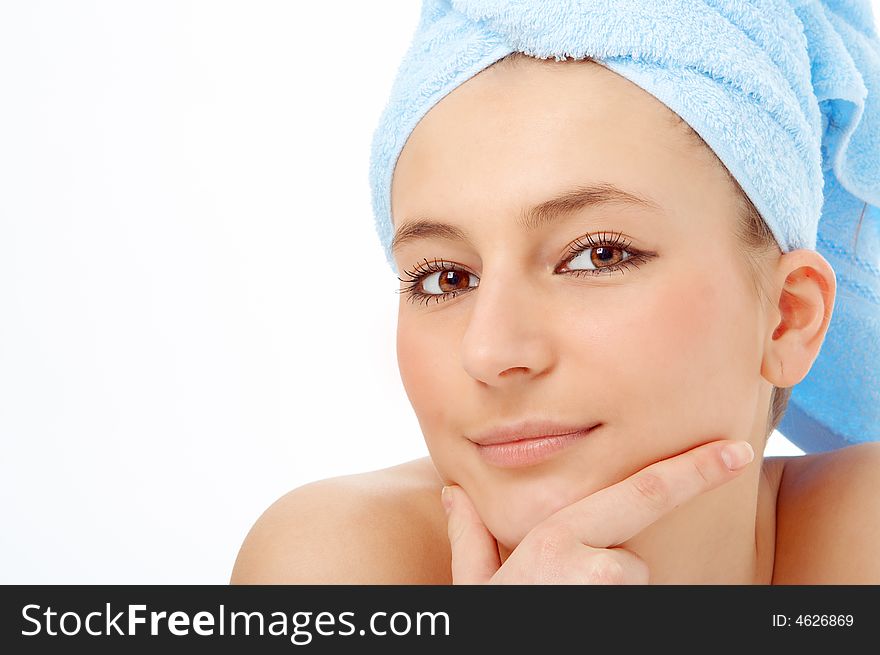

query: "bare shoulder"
xmin=230 ymin=457 xmax=451 ymax=584
xmin=772 ymin=442 xmax=880 ymax=584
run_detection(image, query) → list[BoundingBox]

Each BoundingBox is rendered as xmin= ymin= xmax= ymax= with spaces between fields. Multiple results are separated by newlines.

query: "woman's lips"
xmin=473 ymin=425 xmax=600 ymax=468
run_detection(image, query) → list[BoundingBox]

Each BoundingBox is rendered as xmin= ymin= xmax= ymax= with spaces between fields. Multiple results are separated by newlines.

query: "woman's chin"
xmin=484 ymin=494 xmax=575 ymax=553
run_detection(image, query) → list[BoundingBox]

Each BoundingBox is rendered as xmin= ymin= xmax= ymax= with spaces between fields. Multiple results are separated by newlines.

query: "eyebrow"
xmin=390 ymin=182 xmax=663 ymax=256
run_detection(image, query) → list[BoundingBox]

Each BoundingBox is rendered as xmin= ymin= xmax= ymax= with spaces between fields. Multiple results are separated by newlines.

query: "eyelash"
xmin=396 ymin=230 xmax=653 ymax=306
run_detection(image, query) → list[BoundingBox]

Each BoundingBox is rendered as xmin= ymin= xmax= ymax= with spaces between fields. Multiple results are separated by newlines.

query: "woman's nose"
xmin=459 ymin=270 xmax=556 ymax=386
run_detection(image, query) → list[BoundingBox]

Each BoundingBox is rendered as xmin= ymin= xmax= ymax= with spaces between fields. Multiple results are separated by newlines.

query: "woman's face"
xmin=391 ymin=57 xmax=775 ymax=549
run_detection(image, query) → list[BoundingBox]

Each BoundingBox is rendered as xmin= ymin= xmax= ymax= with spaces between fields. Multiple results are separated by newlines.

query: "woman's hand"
xmin=442 ymin=438 xmax=755 ymax=584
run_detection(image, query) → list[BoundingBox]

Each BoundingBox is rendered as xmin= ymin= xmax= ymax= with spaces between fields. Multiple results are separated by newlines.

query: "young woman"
xmin=231 ymin=4 xmax=880 ymax=584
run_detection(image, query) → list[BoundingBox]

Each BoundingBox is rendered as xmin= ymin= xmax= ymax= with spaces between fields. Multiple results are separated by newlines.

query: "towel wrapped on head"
xmin=368 ymin=0 xmax=880 ymax=455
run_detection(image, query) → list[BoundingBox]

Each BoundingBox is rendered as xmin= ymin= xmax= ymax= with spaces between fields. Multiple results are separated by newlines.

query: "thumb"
xmin=442 ymin=485 xmax=501 ymax=584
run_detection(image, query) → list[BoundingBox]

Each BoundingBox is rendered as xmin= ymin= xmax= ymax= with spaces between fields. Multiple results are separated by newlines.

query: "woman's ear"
xmin=760 ymin=248 xmax=836 ymax=387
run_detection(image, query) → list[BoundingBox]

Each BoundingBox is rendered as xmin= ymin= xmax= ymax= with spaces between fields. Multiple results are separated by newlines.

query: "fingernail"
xmin=441 ymin=486 xmax=453 ymax=515
xmin=721 ymin=441 xmax=754 ymax=471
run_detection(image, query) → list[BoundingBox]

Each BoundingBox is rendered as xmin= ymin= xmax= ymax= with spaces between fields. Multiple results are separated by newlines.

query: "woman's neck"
xmin=624 ymin=463 xmax=774 ymax=584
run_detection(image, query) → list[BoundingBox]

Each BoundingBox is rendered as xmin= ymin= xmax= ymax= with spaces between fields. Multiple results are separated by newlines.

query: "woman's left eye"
xmin=557 ymin=232 xmax=650 ymax=278
xmin=562 ymin=244 xmax=636 ymax=274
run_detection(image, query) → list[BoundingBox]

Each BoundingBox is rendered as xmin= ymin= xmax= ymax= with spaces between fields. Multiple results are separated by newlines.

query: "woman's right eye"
xmin=421 ymin=269 xmax=479 ymax=295
xmin=396 ymin=259 xmax=480 ymax=305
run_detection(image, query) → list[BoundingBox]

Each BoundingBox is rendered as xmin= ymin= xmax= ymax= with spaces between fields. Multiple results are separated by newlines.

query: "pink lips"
xmin=469 ymin=423 xmax=601 ymax=468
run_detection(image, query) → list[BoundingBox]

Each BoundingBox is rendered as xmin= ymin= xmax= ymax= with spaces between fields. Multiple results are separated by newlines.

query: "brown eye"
xmin=567 ymin=245 xmax=631 ymax=271
xmin=421 ymin=269 xmax=478 ymax=295
xmin=595 ymin=246 xmax=624 ymax=267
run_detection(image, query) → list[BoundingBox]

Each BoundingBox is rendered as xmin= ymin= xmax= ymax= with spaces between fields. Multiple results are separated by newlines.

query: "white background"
xmin=2 ymin=1 xmax=876 ymax=584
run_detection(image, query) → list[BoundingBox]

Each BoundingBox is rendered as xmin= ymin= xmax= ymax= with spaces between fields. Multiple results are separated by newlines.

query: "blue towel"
xmin=368 ymin=0 xmax=880 ymax=455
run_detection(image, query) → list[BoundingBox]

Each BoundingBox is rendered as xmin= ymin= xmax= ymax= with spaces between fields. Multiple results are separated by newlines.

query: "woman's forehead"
xmin=390 ymin=58 xmax=725 ymax=234
xmin=401 ymin=56 xmax=685 ymax=155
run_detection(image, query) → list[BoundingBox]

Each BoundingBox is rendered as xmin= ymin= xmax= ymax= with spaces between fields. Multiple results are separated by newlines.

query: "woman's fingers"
xmin=443 ymin=439 xmax=753 ymax=585
xmin=491 ymin=532 xmax=651 ymax=585
xmin=601 ymin=547 xmax=651 ymax=584
xmin=561 ymin=546 xmax=651 ymax=585
xmin=443 ymin=484 xmax=502 ymax=584
xmin=546 ymin=439 xmax=755 ymax=550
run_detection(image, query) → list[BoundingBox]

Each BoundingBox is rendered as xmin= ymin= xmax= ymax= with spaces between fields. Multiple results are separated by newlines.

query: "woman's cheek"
xmin=396 ymin=319 xmax=448 ymax=421
xmin=396 ymin=321 xmax=463 ymax=478
xmin=621 ymin=271 xmax=759 ymax=439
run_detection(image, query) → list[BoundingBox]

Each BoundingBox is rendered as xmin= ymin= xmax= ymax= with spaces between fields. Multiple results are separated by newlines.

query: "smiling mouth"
xmin=472 ymin=424 xmax=601 ymax=468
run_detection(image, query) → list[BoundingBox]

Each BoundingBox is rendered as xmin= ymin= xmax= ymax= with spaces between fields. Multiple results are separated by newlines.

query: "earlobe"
xmin=760 ymin=249 xmax=836 ymax=388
